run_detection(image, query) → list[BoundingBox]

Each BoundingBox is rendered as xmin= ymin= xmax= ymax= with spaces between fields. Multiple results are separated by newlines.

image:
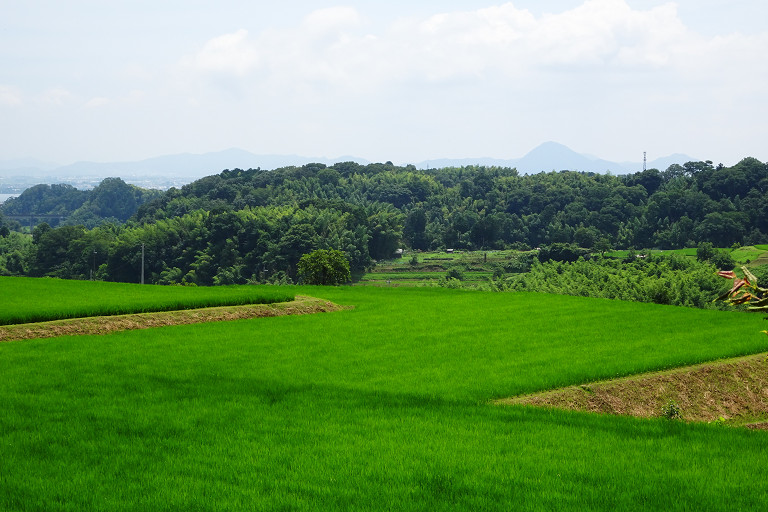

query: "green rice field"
xmin=2 ymin=282 xmax=768 ymax=510
xmin=361 ymin=246 xmax=768 ymax=287
xmin=604 ymin=248 xmax=700 ymax=259
xmin=0 ymin=277 xmax=294 ymax=325
xmin=360 ymin=250 xmax=515 ymax=286
xmin=605 ymin=245 xmax=768 ymax=264
xmin=730 ymin=246 xmax=766 ymax=264
xmin=357 ymin=271 xmax=493 ymax=285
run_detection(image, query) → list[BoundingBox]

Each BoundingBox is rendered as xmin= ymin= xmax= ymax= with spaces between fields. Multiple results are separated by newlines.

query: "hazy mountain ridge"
xmin=417 ymin=142 xmax=694 ymax=174
xmin=0 ymin=142 xmax=695 ymax=188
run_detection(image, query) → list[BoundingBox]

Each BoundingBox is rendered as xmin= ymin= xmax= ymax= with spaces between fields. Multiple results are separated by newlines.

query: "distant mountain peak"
xmin=523 ymin=141 xmax=582 ymax=159
xmin=0 ymin=144 xmax=698 ymax=190
xmin=531 ymin=141 xmax=571 ymax=151
xmin=415 ymin=142 xmax=695 ymax=174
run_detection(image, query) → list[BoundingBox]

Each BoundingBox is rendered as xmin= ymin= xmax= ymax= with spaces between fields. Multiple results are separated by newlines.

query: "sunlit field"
xmin=0 ymin=276 xmax=294 ymax=325
xmin=1 ymin=284 xmax=767 ymax=510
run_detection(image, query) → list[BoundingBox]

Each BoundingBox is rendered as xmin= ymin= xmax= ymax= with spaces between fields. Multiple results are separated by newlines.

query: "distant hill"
xmin=620 ymin=153 xmax=695 ymax=173
xmin=415 ymin=142 xmax=695 ymax=174
xmin=48 ymin=149 xmax=371 ymax=179
xmin=0 ymin=158 xmax=58 ymax=171
xmin=0 ymin=143 xmax=696 ymax=190
xmin=0 ymin=177 xmax=161 ymax=228
xmin=0 ymin=150 xmax=371 ymax=180
xmin=0 ymin=150 xmax=372 ymax=191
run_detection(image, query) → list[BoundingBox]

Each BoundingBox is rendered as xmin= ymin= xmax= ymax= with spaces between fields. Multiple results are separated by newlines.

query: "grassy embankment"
xmin=2 ymin=282 xmax=768 ymax=510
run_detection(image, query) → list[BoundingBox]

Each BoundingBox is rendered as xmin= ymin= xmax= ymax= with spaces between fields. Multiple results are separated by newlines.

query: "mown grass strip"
xmin=0 ymin=276 xmax=294 ymax=325
xmin=500 ymin=352 xmax=768 ymax=425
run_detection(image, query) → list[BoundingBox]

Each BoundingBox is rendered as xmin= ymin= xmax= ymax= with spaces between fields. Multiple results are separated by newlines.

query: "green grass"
xmin=0 ymin=276 xmax=294 ymax=325
xmin=382 ymin=250 xmax=523 ymax=266
xmin=605 ymin=248 xmax=699 ymax=259
xmin=605 ymin=246 xmax=768 ymax=265
xmin=358 ymin=271 xmax=493 ymax=284
xmin=656 ymin=248 xmax=699 ymax=257
xmin=734 ymin=246 xmax=768 ymax=264
xmin=362 ymin=249 xmax=515 ymax=285
xmin=359 ymin=271 xmax=445 ymax=279
xmin=2 ymin=284 xmax=768 ymax=510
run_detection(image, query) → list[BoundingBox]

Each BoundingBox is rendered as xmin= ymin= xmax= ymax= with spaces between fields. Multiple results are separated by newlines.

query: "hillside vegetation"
xmin=0 ymin=177 xmax=161 ymax=228
xmin=0 ymin=157 xmax=766 ymax=285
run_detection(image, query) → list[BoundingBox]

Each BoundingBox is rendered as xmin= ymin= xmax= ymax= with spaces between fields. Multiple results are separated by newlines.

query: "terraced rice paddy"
xmin=1 ymin=280 xmax=768 ymax=510
xmin=0 ymin=276 xmax=294 ymax=325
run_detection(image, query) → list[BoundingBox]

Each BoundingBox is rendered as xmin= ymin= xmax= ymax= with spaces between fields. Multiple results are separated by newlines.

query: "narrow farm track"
xmin=498 ymin=353 xmax=768 ymax=428
xmin=0 ymin=295 xmax=345 ymax=342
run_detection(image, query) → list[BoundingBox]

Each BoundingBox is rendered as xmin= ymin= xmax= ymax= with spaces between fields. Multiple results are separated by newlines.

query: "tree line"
xmin=0 ymin=177 xmax=161 ymax=228
xmin=0 ymin=156 xmax=766 ymax=284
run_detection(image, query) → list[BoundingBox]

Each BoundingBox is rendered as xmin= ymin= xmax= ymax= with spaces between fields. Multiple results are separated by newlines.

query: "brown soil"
xmin=495 ymin=353 xmax=768 ymax=427
xmin=0 ymin=296 xmax=346 ymax=343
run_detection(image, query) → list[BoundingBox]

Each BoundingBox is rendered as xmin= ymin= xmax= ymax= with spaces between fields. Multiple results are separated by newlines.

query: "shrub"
xmin=445 ymin=267 xmax=465 ymax=281
xmin=539 ymin=243 xmax=590 ymax=263
xmin=297 ymin=249 xmax=351 ymax=286
xmin=696 ymin=242 xmax=716 ymax=262
xmin=439 ymin=277 xmax=464 ymax=289
xmin=504 ymin=252 xmax=535 ymax=273
xmin=710 ymin=250 xmax=735 ymax=271
xmin=661 ymin=400 xmax=682 ymax=420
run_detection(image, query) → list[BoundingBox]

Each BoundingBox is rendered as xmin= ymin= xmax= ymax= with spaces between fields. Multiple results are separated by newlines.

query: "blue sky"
xmin=1 ymin=0 xmax=767 ymax=166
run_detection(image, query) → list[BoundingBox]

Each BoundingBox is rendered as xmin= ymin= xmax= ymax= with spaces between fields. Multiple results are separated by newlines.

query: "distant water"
xmin=0 ymin=193 xmax=19 ymax=203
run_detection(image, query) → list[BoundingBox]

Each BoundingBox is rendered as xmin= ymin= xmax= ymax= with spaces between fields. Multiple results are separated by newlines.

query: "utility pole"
xmin=141 ymin=243 xmax=145 ymax=285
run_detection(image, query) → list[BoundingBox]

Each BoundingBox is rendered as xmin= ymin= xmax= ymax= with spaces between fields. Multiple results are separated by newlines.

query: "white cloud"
xmin=85 ymin=97 xmax=110 ymax=108
xmin=185 ymin=29 xmax=259 ymax=76
xmin=161 ymin=0 xmax=768 ymax=163
xmin=4 ymin=1 xmax=767 ymax=164
xmin=40 ymin=88 xmax=74 ymax=106
xmin=392 ymin=0 xmax=693 ymax=78
xmin=182 ymin=7 xmax=369 ymax=85
xmin=0 ymin=86 xmax=22 ymax=107
xmin=300 ymin=6 xmax=365 ymax=38
xmin=178 ymin=1 xmax=715 ymax=95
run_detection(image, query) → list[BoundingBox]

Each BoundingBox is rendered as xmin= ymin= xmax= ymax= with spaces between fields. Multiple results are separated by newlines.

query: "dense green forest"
xmin=0 ymin=157 xmax=766 ymax=290
xmin=0 ymin=177 xmax=161 ymax=228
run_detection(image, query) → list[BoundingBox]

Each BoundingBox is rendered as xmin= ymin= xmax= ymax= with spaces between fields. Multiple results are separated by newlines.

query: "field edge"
xmin=0 ymin=295 xmax=347 ymax=342
xmin=495 ymin=352 xmax=768 ymax=428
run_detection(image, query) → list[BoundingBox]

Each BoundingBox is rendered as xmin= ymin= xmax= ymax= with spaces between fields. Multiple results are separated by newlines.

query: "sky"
xmin=1 ymin=0 xmax=767 ymax=167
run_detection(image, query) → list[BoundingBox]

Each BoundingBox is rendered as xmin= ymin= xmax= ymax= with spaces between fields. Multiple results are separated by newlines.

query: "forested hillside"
xmin=0 ymin=177 xmax=161 ymax=228
xmin=0 ymin=157 xmax=766 ymax=285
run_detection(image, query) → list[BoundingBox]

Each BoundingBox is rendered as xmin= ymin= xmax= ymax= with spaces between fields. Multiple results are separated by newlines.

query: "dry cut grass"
xmin=0 ymin=295 xmax=345 ymax=343
xmin=497 ymin=353 xmax=768 ymax=428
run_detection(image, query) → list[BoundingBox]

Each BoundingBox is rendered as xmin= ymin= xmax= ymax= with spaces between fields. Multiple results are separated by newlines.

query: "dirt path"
xmin=495 ymin=353 xmax=768 ymax=427
xmin=0 ymin=296 xmax=346 ymax=343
